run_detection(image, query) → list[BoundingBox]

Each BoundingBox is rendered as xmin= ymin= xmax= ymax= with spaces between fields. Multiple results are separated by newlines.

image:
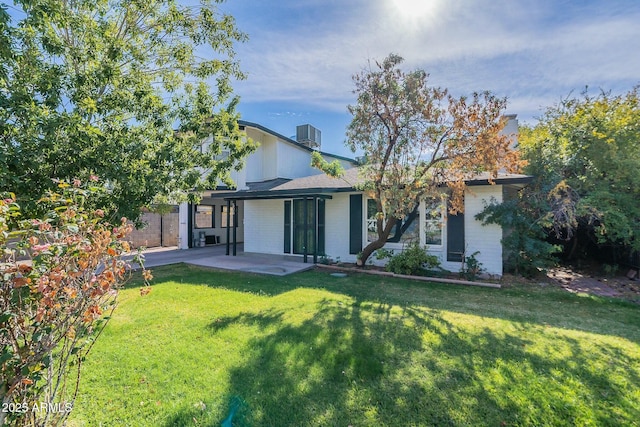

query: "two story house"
xmin=177 ymin=118 xmax=530 ymax=277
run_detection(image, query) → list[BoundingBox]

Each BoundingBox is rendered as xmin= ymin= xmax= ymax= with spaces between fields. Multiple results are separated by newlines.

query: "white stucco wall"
xmin=262 ymin=136 xmax=278 ymax=180
xmin=243 ymin=194 xmax=358 ymax=262
xmin=323 ymin=193 xmax=358 ymax=263
xmin=244 ymin=145 xmax=263 ymax=183
xmin=336 ymin=157 xmax=356 ymax=170
xmin=276 ymin=142 xmax=317 ymax=178
xmin=241 ymin=126 xmax=356 ymax=184
xmin=353 ymin=186 xmax=503 ymax=276
xmin=244 ymin=128 xmax=266 ymax=182
xmin=241 ymin=185 xmax=504 ymax=276
xmin=178 ymin=202 xmax=189 ymax=249
xmin=243 ymin=199 xmax=284 ymax=255
xmin=230 ymin=166 xmax=247 ymax=190
xmin=440 ymin=185 xmax=503 ymax=276
xmin=244 ymin=132 xmax=282 ymax=182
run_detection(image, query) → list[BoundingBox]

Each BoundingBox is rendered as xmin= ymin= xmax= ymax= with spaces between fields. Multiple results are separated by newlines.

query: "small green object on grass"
xmin=221 ymin=396 xmax=245 ymax=427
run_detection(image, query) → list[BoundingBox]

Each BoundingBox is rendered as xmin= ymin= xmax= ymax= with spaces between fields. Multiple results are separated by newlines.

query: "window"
xmin=366 ymin=199 xmax=379 ymax=243
xmin=424 ymin=199 xmax=443 ymax=246
xmin=397 ymin=211 xmax=420 ymax=245
xmin=221 ymin=205 xmax=236 ymax=228
xmin=367 ymin=198 xmax=420 ymax=245
xmin=195 ymin=205 xmax=214 ymax=229
xmin=199 ymin=136 xmax=212 ymax=154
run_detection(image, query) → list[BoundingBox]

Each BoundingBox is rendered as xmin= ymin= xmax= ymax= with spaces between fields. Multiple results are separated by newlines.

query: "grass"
xmin=68 ymin=265 xmax=640 ymax=426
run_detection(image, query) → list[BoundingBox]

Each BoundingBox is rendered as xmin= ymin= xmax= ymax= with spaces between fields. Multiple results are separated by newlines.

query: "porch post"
xmin=225 ymin=199 xmax=231 ymax=255
xmin=313 ymin=196 xmax=318 ymax=264
xmin=187 ymin=202 xmax=193 ymax=249
xmin=303 ymin=197 xmax=308 ymax=263
xmin=232 ymin=200 xmax=237 ymax=256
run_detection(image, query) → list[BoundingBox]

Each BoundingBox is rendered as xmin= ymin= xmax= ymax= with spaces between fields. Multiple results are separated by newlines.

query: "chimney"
xmin=501 ymin=114 xmax=519 ymax=148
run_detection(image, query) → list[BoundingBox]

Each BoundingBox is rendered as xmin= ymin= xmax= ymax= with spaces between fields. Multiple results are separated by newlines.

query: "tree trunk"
xmin=357 ymin=217 xmax=397 ymax=266
xmin=357 ymin=238 xmax=388 ymax=266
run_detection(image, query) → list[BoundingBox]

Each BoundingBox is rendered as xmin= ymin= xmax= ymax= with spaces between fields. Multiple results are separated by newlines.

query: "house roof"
xmin=212 ymin=170 xmax=356 ymax=200
xmin=274 ymin=169 xmax=533 ymax=189
xmin=463 ymin=172 xmax=533 ymax=186
xmin=239 ymin=120 xmax=358 ymax=165
xmin=245 ymin=178 xmax=292 ymax=192
xmin=273 ymin=167 xmax=360 ymax=191
xmin=214 ymin=168 xmax=532 ymax=200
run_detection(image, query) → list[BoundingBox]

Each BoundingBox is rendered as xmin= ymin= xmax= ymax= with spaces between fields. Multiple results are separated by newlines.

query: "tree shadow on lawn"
xmin=163 ymin=299 xmax=639 ymax=426
xmin=153 ymin=265 xmax=640 ymax=343
xmin=402 ymin=306 xmax=640 ymax=425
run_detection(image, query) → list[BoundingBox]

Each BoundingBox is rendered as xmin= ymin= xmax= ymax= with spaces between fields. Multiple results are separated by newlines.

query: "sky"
xmin=219 ymin=0 xmax=640 ymax=158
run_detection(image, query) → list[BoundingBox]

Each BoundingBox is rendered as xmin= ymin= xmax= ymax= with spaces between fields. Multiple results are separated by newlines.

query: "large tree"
xmin=0 ymin=0 xmax=256 ymax=222
xmin=316 ymin=54 xmax=522 ymax=265
xmin=517 ymin=87 xmax=640 ymax=260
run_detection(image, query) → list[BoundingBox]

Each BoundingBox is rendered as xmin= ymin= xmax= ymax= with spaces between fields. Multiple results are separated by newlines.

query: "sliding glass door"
xmin=285 ymin=198 xmax=325 ymax=256
xmin=293 ymin=199 xmax=315 ymax=255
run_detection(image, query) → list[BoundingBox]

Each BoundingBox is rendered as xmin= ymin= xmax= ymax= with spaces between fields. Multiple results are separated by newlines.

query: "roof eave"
xmin=220 ymin=186 xmax=356 ymax=200
xmin=238 ymin=120 xmax=358 ymax=165
xmin=464 ymin=176 xmax=534 ymax=187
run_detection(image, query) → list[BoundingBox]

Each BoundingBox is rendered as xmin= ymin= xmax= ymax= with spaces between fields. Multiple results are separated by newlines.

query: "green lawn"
xmin=69 ymin=265 xmax=640 ymax=426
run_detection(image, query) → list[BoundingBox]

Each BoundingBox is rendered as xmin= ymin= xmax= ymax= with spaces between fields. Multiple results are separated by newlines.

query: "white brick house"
xmin=179 ymin=120 xmax=530 ymax=277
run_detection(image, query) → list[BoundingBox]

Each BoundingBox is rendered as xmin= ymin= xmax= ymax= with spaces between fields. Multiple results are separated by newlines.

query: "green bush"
xmin=602 ymin=263 xmax=619 ymax=277
xmin=476 ymin=199 xmax=560 ymax=278
xmin=460 ymin=251 xmax=485 ymax=281
xmin=383 ymin=244 xmax=440 ymax=276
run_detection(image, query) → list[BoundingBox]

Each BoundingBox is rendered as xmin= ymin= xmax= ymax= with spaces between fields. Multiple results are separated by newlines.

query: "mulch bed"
xmin=546 ymin=267 xmax=640 ymax=304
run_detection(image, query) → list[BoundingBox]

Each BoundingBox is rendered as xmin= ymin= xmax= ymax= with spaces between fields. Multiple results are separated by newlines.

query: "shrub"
xmin=383 ymin=244 xmax=440 ymax=276
xmin=318 ymin=254 xmax=333 ymax=265
xmin=0 ymin=180 xmax=151 ymax=426
xmin=476 ymin=199 xmax=560 ymax=277
xmin=460 ymin=251 xmax=485 ymax=281
xmin=602 ymin=264 xmax=619 ymax=277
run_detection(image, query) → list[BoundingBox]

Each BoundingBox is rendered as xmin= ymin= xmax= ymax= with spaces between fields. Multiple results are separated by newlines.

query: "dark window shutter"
xmin=447 ymin=212 xmax=465 ymax=262
xmin=317 ymin=199 xmax=325 ymax=255
xmin=284 ymin=200 xmax=291 ymax=253
xmin=349 ymin=194 xmax=363 ymax=254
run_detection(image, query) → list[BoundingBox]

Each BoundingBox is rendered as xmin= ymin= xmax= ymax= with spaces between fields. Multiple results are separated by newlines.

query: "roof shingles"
xmin=212 ymin=167 xmax=531 ymax=200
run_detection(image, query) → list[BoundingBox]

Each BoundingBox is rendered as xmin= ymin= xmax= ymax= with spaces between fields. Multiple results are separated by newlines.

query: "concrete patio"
xmin=136 ymin=244 xmax=315 ymax=276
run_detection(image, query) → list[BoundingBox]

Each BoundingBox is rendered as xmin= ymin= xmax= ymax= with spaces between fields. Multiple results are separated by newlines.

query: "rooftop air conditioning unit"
xmin=296 ymin=124 xmax=321 ymax=149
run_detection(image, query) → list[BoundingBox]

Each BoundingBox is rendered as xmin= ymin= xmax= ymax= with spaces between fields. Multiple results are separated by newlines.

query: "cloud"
xmin=229 ymin=0 xmax=640 ymax=117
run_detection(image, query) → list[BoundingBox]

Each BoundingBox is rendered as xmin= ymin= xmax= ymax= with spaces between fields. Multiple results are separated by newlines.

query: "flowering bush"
xmin=0 ymin=181 xmax=151 ymax=426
